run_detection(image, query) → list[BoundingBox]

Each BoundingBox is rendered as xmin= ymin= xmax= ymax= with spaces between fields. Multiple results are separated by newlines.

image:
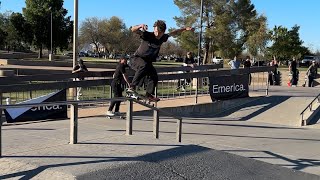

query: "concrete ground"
xmin=1 ymin=86 xmax=320 ymax=179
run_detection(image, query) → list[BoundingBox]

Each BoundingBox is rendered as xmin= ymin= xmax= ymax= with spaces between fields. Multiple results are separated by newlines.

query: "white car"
xmin=212 ymin=57 xmax=224 ymax=64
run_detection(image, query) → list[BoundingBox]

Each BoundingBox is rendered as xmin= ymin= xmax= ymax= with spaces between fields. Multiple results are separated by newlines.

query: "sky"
xmin=1 ymin=0 xmax=319 ymax=52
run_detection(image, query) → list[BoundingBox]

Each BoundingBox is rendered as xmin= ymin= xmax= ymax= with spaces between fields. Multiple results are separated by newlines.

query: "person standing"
xmin=177 ymin=52 xmax=196 ymax=91
xmin=228 ymin=56 xmax=241 ymax=69
xmin=72 ymin=59 xmax=88 ymax=100
xmin=107 ymin=55 xmax=131 ymax=117
xmin=243 ymin=56 xmax=252 ymax=85
xmin=289 ymin=57 xmax=298 ymax=87
xmin=306 ymin=60 xmax=318 ymax=87
xmin=127 ymin=20 xmax=194 ymax=101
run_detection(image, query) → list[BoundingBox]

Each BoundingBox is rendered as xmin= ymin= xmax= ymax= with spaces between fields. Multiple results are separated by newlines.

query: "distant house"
xmin=80 ymin=43 xmax=105 ymax=53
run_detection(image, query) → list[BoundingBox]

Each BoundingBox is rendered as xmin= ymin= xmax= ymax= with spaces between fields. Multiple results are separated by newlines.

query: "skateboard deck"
xmin=106 ymin=114 xmax=126 ymax=119
xmin=126 ymin=89 xmax=159 ymax=104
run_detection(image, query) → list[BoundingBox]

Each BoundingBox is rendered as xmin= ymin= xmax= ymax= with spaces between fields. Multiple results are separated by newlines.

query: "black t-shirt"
xmin=184 ymin=56 xmax=195 ymax=65
xmin=243 ymin=60 xmax=251 ymax=68
xmin=113 ymin=63 xmax=127 ymax=83
xmin=73 ymin=64 xmax=88 ymax=72
xmin=73 ymin=64 xmax=88 ymax=80
xmin=134 ymin=31 xmax=169 ymax=61
xmin=290 ymin=61 xmax=297 ymax=71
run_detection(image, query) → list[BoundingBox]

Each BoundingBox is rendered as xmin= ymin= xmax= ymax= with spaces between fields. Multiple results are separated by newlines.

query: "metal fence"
xmin=0 ymin=65 xmax=274 ymax=106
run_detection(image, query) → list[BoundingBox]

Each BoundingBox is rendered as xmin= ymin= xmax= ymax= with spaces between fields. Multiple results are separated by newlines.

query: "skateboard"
xmin=126 ymin=89 xmax=159 ymax=104
xmin=106 ymin=113 xmax=126 ymax=119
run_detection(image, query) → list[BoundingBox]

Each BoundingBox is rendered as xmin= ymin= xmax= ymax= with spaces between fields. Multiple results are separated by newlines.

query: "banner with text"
xmin=4 ymin=89 xmax=67 ymax=123
xmin=209 ymin=75 xmax=249 ymax=101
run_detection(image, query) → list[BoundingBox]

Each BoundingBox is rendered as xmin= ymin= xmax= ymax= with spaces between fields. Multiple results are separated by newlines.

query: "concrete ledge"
xmin=0 ymin=70 xmax=15 ymax=77
xmin=134 ymin=97 xmax=261 ymax=117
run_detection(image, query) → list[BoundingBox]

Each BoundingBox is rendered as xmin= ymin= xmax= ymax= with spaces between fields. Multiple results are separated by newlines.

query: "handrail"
xmin=0 ymin=66 xmax=275 ymax=93
xmin=132 ymin=99 xmax=182 ymax=121
xmin=0 ymin=96 xmax=183 ymax=157
xmin=300 ymin=92 xmax=320 ymax=126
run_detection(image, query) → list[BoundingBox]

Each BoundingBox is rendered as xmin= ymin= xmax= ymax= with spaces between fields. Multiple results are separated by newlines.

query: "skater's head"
xmin=78 ymin=59 xmax=84 ymax=65
xmin=187 ymin=52 xmax=192 ymax=57
xmin=119 ymin=55 xmax=128 ymax=64
xmin=153 ymin=20 xmax=166 ymax=37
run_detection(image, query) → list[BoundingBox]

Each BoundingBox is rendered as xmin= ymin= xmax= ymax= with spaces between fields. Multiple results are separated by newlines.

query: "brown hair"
xmin=153 ymin=20 xmax=166 ymax=32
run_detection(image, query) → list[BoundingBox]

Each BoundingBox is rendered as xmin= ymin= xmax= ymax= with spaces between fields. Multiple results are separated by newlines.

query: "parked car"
xmin=79 ymin=51 xmax=87 ymax=57
xmin=300 ymin=55 xmax=315 ymax=67
xmin=212 ymin=57 xmax=223 ymax=64
xmin=174 ymin=57 xmax=183 ymax=62
xmin=63 ymin=52 xmax=73 ymax=57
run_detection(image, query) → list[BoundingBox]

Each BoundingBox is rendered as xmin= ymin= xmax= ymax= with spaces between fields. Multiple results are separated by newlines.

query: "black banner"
xmin=4 ymin=89 xmax=68 ymax=123
xmin=209 ymin=75 xmax=249 ymax=101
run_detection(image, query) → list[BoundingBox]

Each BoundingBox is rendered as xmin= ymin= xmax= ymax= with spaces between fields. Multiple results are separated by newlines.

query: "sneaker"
xmin=106 ymin=111 xmax=115 ymax=116
xmin=128 ymin=93 xmax=138 ymax=99
xmin=126 ymin=86 xmax=136 ymax=93
xmin=114 ymin=112 xmax=122 ymax=116
xmin=146 ymin=93 xmax=160 ymax=102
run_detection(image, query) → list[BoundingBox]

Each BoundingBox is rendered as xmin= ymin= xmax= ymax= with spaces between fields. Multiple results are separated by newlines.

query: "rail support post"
xmin=0 ymin=94 xmax=2 ymax=157
xmin=153 ymin=110 xmax=159 ymax=139
xmin=126 ymin=99 xmax=133 ymax=135
xmin=176 ymin=119 xmax=182 ymax=142
xmin=70 ymin=103 xmax=78 ymax=144
xmin=266 ymin=72 xmax=269 ymax=96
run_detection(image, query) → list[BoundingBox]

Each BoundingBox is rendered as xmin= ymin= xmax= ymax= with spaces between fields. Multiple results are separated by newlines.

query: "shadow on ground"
xmin=2 ymin=145 xmax=319 ymax=180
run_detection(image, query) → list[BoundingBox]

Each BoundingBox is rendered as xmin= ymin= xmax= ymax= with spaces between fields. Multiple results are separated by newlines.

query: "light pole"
xmin=49 ymin=8 xmax=54 ymax=61
xmin=195 ymin=0 xmax=204 ymax=104
xmin=73 ymin=0 xmax=78 ymax=69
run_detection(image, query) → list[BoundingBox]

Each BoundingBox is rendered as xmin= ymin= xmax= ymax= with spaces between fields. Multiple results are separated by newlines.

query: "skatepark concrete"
xmin=1 ymin=86 xmax=320 ymax=179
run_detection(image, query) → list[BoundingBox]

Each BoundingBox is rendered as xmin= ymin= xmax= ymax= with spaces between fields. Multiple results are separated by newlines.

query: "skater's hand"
xmin=140 ymin=24 xmax=148 ymax=31
xmin=186 ymin=27 xmax=195 ymax=31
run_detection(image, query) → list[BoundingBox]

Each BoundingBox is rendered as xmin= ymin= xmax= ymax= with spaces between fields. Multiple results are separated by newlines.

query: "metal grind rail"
xmin=300 ymin=92 xmax=320 ymax=126
xmin=0 ymin=97 xmax=183 ymax=157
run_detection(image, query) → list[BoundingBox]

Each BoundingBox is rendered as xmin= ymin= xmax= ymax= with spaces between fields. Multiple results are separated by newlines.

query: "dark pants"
xmin=248 ymin=73 xmax=252 ymax=85
xmin=130 ymin=57 xmax=158 ymax=95
xmin=291 ymin=70 xmax=298 ymax=85
xmin=108 ymin=82 xmax=123 ymax=112
xmin=308 ymin=75 xmax=314 ymax=87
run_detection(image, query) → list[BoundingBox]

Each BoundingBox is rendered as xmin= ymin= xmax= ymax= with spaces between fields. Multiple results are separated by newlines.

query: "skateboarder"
xmin=306 ymin=60 xmax=318 ymax=87
xmin=107 ymin=55 xmax=131 ymax=117
xmin=72 ymin=59 xmax=88 ymax=100
xmin=127 ymin=20 xmax=194 ymax=101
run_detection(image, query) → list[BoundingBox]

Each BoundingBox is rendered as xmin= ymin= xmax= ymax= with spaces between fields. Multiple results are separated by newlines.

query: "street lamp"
xmin=49 ymin=7 xmax=54 ymax=61
xmin=195 ymin=0 xmax=204 ymax=104
xmin=197 ymin=0 xmax=204 ymax=66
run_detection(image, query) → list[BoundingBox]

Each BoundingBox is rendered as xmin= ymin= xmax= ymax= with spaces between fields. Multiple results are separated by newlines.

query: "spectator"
xmin=228 ymin=56 xmax=241 ymax=69
xmin=72 ymin=59 xmax=88 ymax=100
xmin=288 ymin=57 xmax=298 ymax=87
xmin=306 ymin=60 xmax=318 ymax=87
xmin=243 ymin=56 xmax=252 ymax=85
xmin=269 ymin=57 xmax=279 ymax=85
xmin=177 ymin=52 xmax=196 ymax=91
xmin=107 ymin=55 xmax=131 ymax=117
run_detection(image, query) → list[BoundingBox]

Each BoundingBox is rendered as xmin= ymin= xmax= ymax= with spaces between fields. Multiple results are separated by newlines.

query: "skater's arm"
xmin=168 ymin=27 xmax=194 ymax=37
xmin=122 ymin=74 xmax=131 ymax=87
xmin=131 ymin=24 xmax=147 ymax=33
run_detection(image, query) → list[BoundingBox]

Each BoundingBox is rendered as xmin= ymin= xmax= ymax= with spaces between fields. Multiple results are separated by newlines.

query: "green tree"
xmin=79 ymin=17 xmax=103 ymax=55
xmin=23 ymin=0 xmax=73 ymax=58
xmin=79 ymin=16 xmax=137 ymax=56
xmin=174 ymin=0 xmax=268 ymax=64
xmin=100 ymin=16 xmax=127 ymax=54
xmin=269 ymin=25 xmax=310 ymax=61
xmin=0 ymin=12 xmax=9 ymax=49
